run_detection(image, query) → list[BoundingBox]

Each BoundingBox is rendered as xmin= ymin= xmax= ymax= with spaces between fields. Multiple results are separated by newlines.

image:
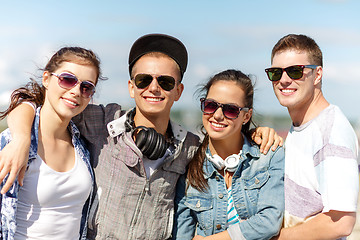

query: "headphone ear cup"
xmin=206 ymin=152 xmax=225 ymax=170
xmin=224 ymin=154 xmax=240 ymax=172
xmin=134 ymin=127 xmax=168 ymax=160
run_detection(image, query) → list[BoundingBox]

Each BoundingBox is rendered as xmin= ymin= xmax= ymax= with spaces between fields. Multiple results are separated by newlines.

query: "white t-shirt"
xmin=14 ymin=151 xmax=92 ymax=239
xmin=284 ymin=105 xmax=359 ymax=228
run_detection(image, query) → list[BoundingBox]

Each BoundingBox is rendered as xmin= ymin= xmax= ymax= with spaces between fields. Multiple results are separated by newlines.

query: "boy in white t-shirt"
xmin=265 ymin=34 xmax=359 ymax=240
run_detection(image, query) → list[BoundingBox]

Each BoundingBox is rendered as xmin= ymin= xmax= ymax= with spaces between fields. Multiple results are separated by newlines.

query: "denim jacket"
xmin=0 ymin=107 xmax=95 ymax=240
xmin=173 ymin=137 xmax=285 ymax=240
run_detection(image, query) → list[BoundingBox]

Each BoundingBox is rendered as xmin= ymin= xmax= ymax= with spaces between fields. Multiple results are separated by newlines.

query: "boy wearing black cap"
xmin=1 ymin=33 xmax=280 ymax=239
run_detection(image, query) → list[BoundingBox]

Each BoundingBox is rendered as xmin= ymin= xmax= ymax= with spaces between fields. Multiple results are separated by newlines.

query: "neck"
xmin=39 ymin=105 xmax=71 ymax=140
xmin=208 ymin=135 xmax=244 ymax=160
xmin=133 ymin=108 xmax=170 ymax=135
xmin=289 ymin=90 xmax=329 ymax=127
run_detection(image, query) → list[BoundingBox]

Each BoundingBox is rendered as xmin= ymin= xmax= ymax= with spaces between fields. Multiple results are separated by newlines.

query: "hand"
xmin=0 ymin=138 xmax=30 ymax=193
xmin=251 ymin=127 xmax=284 ymax=154
xmin=192 ymin=235 xmax=205 ymax=240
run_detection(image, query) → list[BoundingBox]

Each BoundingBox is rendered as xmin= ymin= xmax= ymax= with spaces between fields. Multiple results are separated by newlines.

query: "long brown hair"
xmin=0 ymin=47 xmax=105 ymax=120
xmin=187 ymin=69 xmax=256 ymax=192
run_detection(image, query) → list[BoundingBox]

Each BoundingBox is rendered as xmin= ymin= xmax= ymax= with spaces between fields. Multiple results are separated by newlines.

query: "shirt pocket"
xmin=184 ymin=196 xmax=213 ymax=231
xmin=243 ymin=170 xmax=269 ymax=206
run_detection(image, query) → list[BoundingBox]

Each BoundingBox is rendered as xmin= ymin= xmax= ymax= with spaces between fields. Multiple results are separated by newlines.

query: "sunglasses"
xmin=265 ymin=65 xmax=318 ymax=82
xmin=200 ymin=98 xmax=249 ymax=119
xmin=51 ymin=72 xmax=96 ymax=98
xmin=133 ymin=73 xmax=176 ymax=91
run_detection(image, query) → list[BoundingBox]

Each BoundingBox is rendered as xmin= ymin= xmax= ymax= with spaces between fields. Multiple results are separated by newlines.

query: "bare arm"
xmin=274 ymin=211 xmax=356 ymax=240
xmin=193 ymin=231 xmax=231 ymax=240
xmin=0 ymin=103 xmax=35 ymax=193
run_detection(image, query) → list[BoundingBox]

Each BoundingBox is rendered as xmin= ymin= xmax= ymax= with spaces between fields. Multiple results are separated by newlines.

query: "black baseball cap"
xmin=128 ymin=33 xmax=188 ymax=79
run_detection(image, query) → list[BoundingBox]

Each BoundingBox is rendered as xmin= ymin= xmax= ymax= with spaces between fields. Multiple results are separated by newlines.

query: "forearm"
xmin=276 ymin=211 xmax=356 ymax=240
xmin=197 ymin=230 xmax=231 ymax=240
xmin=7 ymin=102 xmax=35 ymax=139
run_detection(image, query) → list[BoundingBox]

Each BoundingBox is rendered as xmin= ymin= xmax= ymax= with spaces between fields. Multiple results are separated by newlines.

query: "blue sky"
xmin=1 ymin=0 xmax=359 ymax=123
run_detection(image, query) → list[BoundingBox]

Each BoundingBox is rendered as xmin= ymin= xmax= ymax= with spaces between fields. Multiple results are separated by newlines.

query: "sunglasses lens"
xmin=58 ymin=73 xmax=78 ymax=89
xmin=222 ymin=104 xmax=240 ymax=119
xmin=134 ymin=74 xmax=153 ymax=89
xmin=266 ymin=68 xmax=282 ymax=81
xmin=80 ymin=82 xmax=96 ymax=98
xmin=157 ymin=76 xmax=176 ymax=91
xmin=201 ymin=99 xmax=218 ymax=114
xmin=286 ymin=66 xmax=304 ymax=79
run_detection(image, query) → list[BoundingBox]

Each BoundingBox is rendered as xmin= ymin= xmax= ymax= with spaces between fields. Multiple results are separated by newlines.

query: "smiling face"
xmin=128 ymin=54 xmax=184 ymax=124
xmin=42 ymin=61 xmax=97 ymax=121
xmin=271 ymin=50 xmax=322 ymax=114
xmin=202 ymin=80 xmax=252 ymax=146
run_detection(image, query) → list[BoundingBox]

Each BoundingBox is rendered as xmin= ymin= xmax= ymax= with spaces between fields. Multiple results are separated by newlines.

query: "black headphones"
xmin=125 ymin=108 xmax=170 ymax=160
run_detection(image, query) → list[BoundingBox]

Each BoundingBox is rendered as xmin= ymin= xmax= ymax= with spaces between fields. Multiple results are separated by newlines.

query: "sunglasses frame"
xmin=200 ymin=98 xmax=249 ymax=120
xmin=51 ymin=72 xmax=96 ymax=98
xmin=133 ymin=73 xmax=176 ymax=91
xmin=265 ymin=65 xmax=318 ymax=82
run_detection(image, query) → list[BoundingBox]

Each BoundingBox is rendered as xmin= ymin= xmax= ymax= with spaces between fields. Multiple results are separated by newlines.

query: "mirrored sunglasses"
xmin=133 ymin=73 xmax=176 ymax=91
xmin=200 ymin=98 xmax=249 ymax=119
xmin=51 ymin=72 xmax=96 ymax=98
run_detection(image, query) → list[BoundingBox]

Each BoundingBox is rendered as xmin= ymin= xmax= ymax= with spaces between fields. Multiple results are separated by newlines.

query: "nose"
xmin=69 ymin=82 xmax=82 ymax=97
xmin=213 ymin=106 xmax=224 ymax=121
xmin=279 ymin=70 xmax=293 ymax=85
xmin=148 ymin=76 xmax=161 ymax=93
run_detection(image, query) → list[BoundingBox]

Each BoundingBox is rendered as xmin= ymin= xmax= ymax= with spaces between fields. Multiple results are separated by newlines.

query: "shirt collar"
xmin=203 ymin=136 xmax=260 ymax=179
xmin=107 ymin=109 xmax=187 ymax=142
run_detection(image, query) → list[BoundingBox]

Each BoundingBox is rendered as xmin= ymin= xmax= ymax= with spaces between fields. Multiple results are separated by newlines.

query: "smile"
xmin=280 ymin=89 xmax=296 ymax=93
xmin=211 ymin=121 xmax=226 ymax=128
xmin=62 ymin=98 xmax=79 ymax=106
xmin=144 ymin=97 xmax=164 ymax=102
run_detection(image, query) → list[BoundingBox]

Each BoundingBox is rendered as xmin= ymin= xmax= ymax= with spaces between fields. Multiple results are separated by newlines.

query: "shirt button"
xmin=216 ymin=224 xmax=222 ymax=230
xmin=218 ymin=193 xmax=224 ymax=199
xmin=111 ymin=130 xmax=115 ymax=135
xmin=109 ymin=124 xmax=113 ymax=129
xmin=215 ymin=176 xmax=220 ymax=181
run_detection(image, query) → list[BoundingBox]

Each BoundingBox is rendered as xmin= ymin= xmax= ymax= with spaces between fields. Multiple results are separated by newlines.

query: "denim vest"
xmin=173 ymin=137 xmax=285 ymax=240
xmin=0 ymin=107 xmax=95 ymax=240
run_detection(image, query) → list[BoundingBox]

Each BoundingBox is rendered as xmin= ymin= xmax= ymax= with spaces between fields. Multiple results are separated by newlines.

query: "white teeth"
xmin=211 ymin=122 xmax=225 ymax=128
xmin=63 ymin=99 xmax=78 ymax=106
xmin=146 ymin=97 xmax=162 ymax=102
xmin=281 ymin=89 xmax=295 ymax=93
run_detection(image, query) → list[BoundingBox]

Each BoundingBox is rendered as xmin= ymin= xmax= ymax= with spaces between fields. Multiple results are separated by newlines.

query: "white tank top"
xmin=14 ymin=151 xmax=92 ymax=240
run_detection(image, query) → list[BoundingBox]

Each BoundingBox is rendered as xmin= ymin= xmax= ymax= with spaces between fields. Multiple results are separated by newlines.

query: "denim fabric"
xmin=173 ymin=137 xmax=285 ymax=240
xmin=0 ymin=107 xmax=95 ymax=240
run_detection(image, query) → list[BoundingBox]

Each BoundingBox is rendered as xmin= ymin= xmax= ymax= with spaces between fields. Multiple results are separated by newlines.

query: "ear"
xmin=174 ymin=83 xmax=184 ymax=101
xmin=42 ymin=71 xmax=51 ymax=89
xmin=243 ymin=108 xmax=253 ymax=125
xmin=128 ymin=79 xmax=135 ymax=98
xmin=313 ymin=66 xmax=323 ymax=86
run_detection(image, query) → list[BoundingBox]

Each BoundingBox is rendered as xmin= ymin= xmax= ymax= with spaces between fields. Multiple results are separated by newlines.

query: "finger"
xmin=262 ymin=129 xmax=275 ymax=154
xmin=259 ymin=131 xmax=270 ymax=154
xmin=0 ymin=164 xmax=11 ymax=184
xmin=18 ymin=166 xmax=27 ymax=186
xmin=1 ymin=170 xmax=18 ymax=194
xmin=271 ymin=136 xmax=281 ymax=151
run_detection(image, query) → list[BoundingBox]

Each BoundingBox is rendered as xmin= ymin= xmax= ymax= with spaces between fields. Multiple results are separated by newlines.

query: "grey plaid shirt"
xmin=73 ymin=104 xmax=200 ymax=240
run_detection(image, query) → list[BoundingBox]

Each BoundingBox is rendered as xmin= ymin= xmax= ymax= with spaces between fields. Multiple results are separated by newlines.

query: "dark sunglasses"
xmin=51 ymin=72 xmax=96 ymax=98
xmin=200 ymin=98 xmax=249 ymax=120
xmin=133 ymin=73 xmax=176 ymax=91
xmin=265 ymin=65 xmax=318 ymax=82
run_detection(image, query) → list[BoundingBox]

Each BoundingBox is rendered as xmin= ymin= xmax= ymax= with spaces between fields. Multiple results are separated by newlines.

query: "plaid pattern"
xmin=74 ymin=104 xmax=200 ymax=240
